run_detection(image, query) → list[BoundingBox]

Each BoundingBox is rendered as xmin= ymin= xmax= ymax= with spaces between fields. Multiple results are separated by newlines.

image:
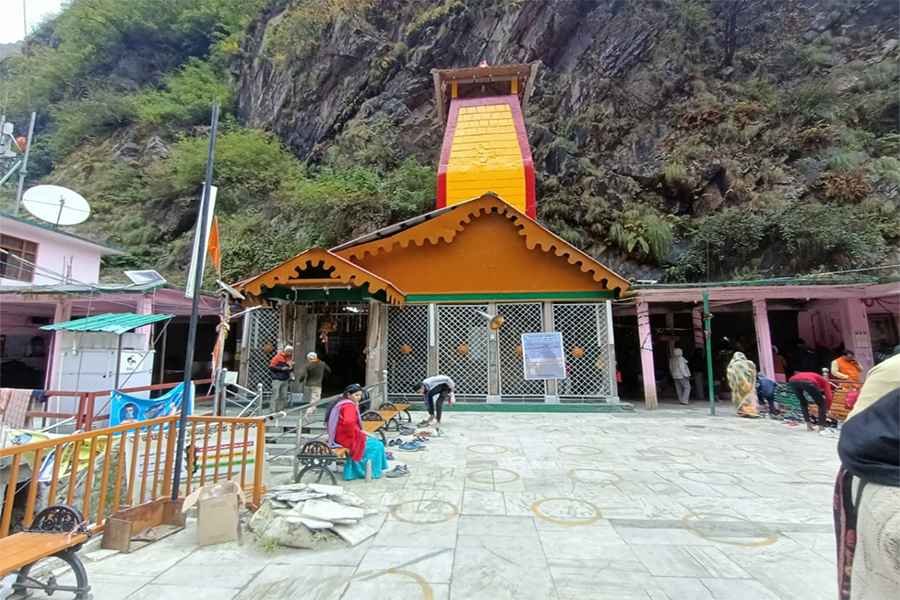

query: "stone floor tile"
xmin=234 ymin=565 xmax=348 ymax=600
xmin=127 ymin=584 xmax=239 ymax=600
xmin=461 ymin=489 xmax=506 ymax=515
xmin=356 ymin=546 xmax=454 ymax=583
xmin=701 ymin=578 xmax=781 ymax=600
xmin=457 ymin=515 xmax=538 ymax=538
xmin=450 ymin=545 xmax=556 ymax=600
xmin=154 ymin=562 xmax=264 ymax=589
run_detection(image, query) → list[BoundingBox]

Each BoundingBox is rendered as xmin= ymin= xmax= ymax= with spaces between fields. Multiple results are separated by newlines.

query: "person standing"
xmin=669 ymin=348 xmax=692 ymax=405
xmin=727 ymin=352 xmax=760 ymax=418
xmin=834 ymin=385 xmax=900 ymax=599
xmin=268 ymin=345 xmax=294 ymax=412
xmin=415 ymin=374 xmax=455 ymax=427
xmin=831 ymin=349 xmax=863 ymax=383
xmin=298 ymin=352 xmax=331 ymax=417
xmin=787 ymin=371 xmax=834 ymax=435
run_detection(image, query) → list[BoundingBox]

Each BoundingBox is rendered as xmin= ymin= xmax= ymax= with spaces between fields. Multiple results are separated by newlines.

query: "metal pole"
xmin=703 ymin=290 xmax=715 ymax=416
xmin=172 ymin=102 xmax=220 ymax=500
xmin=113 ymin=334 xmax=124 ymax=390
xmin=14 ymin=112 xmax=36 ymax=214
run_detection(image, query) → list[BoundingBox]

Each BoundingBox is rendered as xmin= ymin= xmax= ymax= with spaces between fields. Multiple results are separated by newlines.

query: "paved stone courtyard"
xmin=74 ymin=406 xmax=839 ymax=599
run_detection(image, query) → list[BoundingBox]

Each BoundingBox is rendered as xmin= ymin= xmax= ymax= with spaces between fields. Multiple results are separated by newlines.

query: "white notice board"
xmin=521 ymin=332 xmax=566 ymax=380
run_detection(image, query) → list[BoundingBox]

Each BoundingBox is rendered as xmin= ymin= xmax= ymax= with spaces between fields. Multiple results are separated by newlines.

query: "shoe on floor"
xmin=385 ymin=467 xmax=408 ymax=478
xmin=819 ymin=428 xmax=837 ymax=437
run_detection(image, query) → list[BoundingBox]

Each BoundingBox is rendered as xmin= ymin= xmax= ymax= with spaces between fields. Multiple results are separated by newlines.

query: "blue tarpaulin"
xmin=109 ymin=382 xmax=193 ymax=426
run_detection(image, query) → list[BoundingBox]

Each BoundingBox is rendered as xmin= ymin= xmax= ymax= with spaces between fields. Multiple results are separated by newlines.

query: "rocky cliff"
xmin=1 ymin=0 xmax=898 ymax=283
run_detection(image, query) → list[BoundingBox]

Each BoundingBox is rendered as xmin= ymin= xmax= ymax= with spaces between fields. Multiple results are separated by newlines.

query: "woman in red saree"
xmin=327 ymin=384 xmax=389 ymax=480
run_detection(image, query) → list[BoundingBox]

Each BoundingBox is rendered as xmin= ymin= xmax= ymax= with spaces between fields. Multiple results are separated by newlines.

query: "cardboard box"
xmin=182 ymin=480 xmax=243 ymax=546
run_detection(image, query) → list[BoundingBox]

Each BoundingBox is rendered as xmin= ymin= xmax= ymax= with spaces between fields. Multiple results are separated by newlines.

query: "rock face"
xmin=235 ymin=0 xmax=899 ymax=277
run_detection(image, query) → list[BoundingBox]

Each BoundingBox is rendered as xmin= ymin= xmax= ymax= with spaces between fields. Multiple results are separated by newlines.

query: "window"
xmin=0 ymin=234 xmax=38 ymax=282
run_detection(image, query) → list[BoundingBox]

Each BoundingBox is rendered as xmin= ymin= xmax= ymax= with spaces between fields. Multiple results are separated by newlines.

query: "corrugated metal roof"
xmin=0 ymin=281 xmax=165 ymax=295
xmin=41 ymin=312 xmax=173 ymax=334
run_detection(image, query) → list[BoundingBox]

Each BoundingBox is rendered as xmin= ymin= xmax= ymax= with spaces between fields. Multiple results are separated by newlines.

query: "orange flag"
xmin=207 ymin=216 xmax=222 ymax=276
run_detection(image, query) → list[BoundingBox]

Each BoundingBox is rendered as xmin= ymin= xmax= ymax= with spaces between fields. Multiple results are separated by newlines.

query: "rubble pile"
xmin=248 ymin=483 xmax=382 ymax=549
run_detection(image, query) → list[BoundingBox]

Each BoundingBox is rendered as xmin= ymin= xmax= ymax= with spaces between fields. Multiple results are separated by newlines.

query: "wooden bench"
xmin=0 ymin=506 xmax=91 ymax=599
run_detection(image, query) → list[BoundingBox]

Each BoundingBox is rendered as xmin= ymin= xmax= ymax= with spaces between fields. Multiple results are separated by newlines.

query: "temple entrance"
xmin=313 ymin=304 xmax=369 ymax=396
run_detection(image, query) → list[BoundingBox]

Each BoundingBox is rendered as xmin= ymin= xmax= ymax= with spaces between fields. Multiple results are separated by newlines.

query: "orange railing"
xmin=27 ymin=379 xmax=215 ymax=431
xmin=0 ymin=414 xmax=265 ymax=538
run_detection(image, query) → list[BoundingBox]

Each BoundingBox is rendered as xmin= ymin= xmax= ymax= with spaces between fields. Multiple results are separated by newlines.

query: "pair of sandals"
xmin=397 ymin=440 xmax=427 ymax=452
xmin=385 ymin=464 xmax=409 ymax=478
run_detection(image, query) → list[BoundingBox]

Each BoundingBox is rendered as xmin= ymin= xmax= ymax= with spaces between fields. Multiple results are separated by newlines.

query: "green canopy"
xmin=41 ymin=312 xmax=173 ymax=335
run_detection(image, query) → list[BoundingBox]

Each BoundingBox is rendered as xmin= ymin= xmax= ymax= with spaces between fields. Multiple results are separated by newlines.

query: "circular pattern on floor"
xmin=679 ymin=470 xmax=740 ymax=485
xmin=351 ymin=568 xmax=435 ymax=600
xmin=567 ymin=468 xmax=622 ymax=485
xmin=467 ymin=467 xmax=520 ymax=484
xmin=557 ymin=445 xmax=601 ymax=457
xmin=466 ymin=443 xmax=510 ymax=455
xmin=531 ymin=497 xmax=602 ymax=526
xmin=681 ymin=511 xmax=778 ymax=547
xmin=390 ymin=499 xmax=458 ymax=524
xmin=640 ymin=446 xmax=694 ymax=458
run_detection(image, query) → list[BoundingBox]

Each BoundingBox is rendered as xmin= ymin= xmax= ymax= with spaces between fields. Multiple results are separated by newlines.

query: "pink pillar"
xmin=45 ymin=299 xmax=72 ymax=389
xmin=135 ymin=294 xmax=154 ymax=349
xmin=841 ymin=298 xmax=874 ymax=371
xmin=692 ymin=306 xmax=704 ymax=349
xmin=753 ymin=298 xmax=775 ymax=379
xmin=637 ymin=301 xmax=657 ymax=408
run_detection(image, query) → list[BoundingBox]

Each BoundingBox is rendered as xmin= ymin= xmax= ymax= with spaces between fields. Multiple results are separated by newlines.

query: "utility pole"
xmin=172 ymin=102 xmax=220 ymax=500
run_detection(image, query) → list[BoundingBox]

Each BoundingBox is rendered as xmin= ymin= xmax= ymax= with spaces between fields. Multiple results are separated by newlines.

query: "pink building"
xmin=615 ymin=279 xmax=900 ymax=407
xmin=0 ymin=213 xmax=221 ymax=393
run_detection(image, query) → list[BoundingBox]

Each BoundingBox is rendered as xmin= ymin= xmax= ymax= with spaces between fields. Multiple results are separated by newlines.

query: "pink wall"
xmin=1 ymin=217 xmax=110 ymax=285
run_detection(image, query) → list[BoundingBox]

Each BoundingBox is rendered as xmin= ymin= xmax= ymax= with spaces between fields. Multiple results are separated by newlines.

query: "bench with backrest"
xmin=0 ymin=505 xmax=91 ymax=599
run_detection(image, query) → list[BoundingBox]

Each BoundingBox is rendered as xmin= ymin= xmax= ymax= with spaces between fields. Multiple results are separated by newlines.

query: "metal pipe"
xmin=113 ymin=334 xmax=124 ymax=390
xmin=172 ymin=102 xmax=220 ymax=500
xmin=14 ymin=112 xmax=36 ymax=214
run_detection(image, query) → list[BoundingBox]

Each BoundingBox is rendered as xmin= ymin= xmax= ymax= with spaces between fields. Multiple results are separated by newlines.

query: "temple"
xmin=235 ymin=63 xmax=628 ymax=403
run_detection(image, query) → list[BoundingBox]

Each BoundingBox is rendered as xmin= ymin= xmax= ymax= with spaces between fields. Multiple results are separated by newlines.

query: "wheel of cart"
xmin=1 ymin=505 xmax=92 ymax=600
xmin=360 ymin=410 xmax=388 ymax=443
xmin=294 ymin=440 xmax=341 ymax=485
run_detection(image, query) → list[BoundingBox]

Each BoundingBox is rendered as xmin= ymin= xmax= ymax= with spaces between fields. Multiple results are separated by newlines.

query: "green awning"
xmin=41 ymin=312 xmax=174 ymax=335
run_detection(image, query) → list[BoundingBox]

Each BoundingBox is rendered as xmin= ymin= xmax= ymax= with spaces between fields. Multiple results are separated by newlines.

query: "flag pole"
xmin=172 ymin=102 xmax=220 ymax=499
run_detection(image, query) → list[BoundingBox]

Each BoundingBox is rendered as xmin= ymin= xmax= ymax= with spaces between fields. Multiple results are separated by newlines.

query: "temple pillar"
xmin=753 ymin=299 xmax=775 ymax=379
xmin=692 ymin=306 xmax=704 ymax=349
xmin=840 ymin=298 xmax=874 ymax=371
xmin=637 ymin=301 xmax=657 ymax=409
xmin=46 ymin=299 xmax=72 ymax=389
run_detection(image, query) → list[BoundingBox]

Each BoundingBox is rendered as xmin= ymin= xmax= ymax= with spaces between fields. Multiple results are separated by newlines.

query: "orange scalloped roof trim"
xmin=236 ymin=247 xmax=406 ymax=304
xmin=335 ymin=194 xmax=630 ymax=294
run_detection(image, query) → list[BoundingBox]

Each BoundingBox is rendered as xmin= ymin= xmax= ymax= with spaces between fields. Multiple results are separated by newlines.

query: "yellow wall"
xmin=445 ymin=104 xmax=526 ymax=213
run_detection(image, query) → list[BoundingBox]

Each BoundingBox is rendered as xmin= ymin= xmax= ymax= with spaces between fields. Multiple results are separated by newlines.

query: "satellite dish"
xmin=125 ymin=270 xmax=167 ymax=286
xmin=22 ymin=185 xmax=91 ymax=226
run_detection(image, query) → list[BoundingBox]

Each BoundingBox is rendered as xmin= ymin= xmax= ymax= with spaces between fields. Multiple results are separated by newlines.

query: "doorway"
xmin=314 ymin=305 xmax=368 ymax=396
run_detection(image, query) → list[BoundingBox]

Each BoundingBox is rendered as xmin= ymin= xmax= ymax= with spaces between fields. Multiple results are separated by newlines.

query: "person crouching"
xmin=415 ymin=375 xmax=455 ymax=428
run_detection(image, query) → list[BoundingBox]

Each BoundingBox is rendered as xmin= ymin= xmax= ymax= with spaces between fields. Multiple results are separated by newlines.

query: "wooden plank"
xmin=100 ymin=498 xmax=184 ymax=553
xmin=22 ymin=447 xmax=44 ymax=528
xmin=0 ymin=453 xmax=21 ymax=537
xmin=81 ymin=436 xmax=99 ymax=519
xmin=0 ymin=532 xmax=88 ymax=575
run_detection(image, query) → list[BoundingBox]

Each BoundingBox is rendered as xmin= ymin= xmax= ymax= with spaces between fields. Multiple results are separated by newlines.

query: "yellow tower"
xmin=432 ymin=63 xmax=539 ymax=218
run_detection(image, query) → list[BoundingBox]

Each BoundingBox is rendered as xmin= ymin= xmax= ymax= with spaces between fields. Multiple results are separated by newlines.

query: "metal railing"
xmin=27 ymin=379 xmax=214 ymax=432
xmin=0 ymin=414 xmax=266 ymax=538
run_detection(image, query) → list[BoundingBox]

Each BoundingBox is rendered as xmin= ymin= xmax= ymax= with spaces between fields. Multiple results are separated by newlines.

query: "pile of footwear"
xmin=248 ymin=483 xmax=383 ymax=549
xmin=388 ymin=431 xmax=434 ymax=452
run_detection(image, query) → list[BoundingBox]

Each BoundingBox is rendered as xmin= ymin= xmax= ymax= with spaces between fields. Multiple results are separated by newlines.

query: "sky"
xmin=1 ymin=0 xmax=64 ymax=44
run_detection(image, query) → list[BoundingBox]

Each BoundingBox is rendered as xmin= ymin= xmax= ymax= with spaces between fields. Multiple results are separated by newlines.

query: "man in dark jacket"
xmin=299 ymin=352 xmax=331 ymax=417
xmin=269 ymin=345 xmax=294 ymax=411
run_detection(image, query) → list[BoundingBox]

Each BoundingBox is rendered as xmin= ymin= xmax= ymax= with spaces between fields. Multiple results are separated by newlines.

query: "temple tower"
xmin=432 ymin=63 xmax=539 ymax=218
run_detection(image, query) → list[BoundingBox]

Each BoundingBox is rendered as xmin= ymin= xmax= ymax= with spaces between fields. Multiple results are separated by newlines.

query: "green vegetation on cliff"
xmin=1 ymin=0 xmax=897 ymax=284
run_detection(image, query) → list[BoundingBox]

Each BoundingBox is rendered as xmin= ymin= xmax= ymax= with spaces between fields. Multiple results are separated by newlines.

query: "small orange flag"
xmin=207 ymin=216 xmax=222 ymax=275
